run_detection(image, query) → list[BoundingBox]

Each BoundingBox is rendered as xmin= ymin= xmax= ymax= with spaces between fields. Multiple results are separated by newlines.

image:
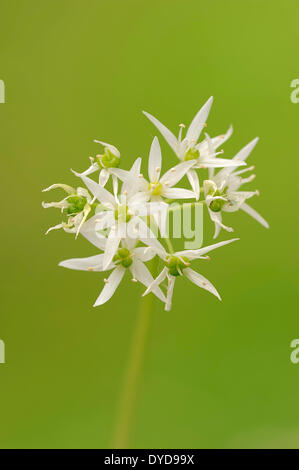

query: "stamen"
xmin=88 ymin=267 xmax=94 ymax=271
xmin=104 ymin=278 xmax=109 ymax=283
xmin=138 ymin=173 xmax=143 ymax=178
xmin=131 ymin=278 xmax=137 ymax=283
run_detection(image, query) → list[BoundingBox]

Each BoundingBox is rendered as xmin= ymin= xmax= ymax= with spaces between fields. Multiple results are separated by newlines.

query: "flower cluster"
xmin=42 ymin=97 xmax=268 ymax=310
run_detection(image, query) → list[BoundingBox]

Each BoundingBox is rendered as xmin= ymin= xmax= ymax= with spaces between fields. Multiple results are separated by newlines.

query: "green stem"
xmin=112 ymin=257 xmax=159 ymax=449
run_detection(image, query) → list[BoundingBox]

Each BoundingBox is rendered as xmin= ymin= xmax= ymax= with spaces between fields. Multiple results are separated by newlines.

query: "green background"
xmin=0 ymin=0 xmax=298 ymax=449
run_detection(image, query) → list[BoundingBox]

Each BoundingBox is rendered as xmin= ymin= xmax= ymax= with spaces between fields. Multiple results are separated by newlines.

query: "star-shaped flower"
xmin=143 ymin=97 xmax=245 ymax=199
xmin=203 ymin=138 xmax=269 ymax=238
xmin=143 ymin=238 xmax=239 ymax=311
xmin=59 ymin=238 xmax=166 ymax=306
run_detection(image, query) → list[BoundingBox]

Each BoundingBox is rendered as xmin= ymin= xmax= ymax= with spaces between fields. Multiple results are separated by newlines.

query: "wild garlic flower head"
xmin=42 ymin=98 xmax=269 ymax=310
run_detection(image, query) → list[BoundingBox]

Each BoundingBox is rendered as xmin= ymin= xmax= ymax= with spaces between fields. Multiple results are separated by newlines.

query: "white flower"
xmin=204 ymin=138 xmax=269 ymax=238
xmin=59 ymin=238 xmax=166 ymax=307
xmin=75 ymin=140 xmax=121 ymax=187
xmin=143 ymin=238 xmax=239 ymax=311
xmin=143 ymin=97 xmax=245 ymax=199
xmin=110 ymin=137 xmax=196 ymax=234
xmin=42 ymin=184 xmax=93 ymax=237
xmin=73 ymin=158 xmax=165 ymax=270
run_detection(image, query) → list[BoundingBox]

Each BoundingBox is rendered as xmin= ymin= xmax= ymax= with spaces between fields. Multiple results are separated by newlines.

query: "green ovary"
xmin=113 ymin=247 xmax=133 ymax=268
xmin=98 ymin=148 xmax=120 ymax=168
xmin=184 ymin=147 xmax=199 ymax=161
xmin=209 ymin=190 xmax=226 ymax=212
xmin=166 ymin=256 xmax=190 ymax=276
xmin=66 ymin=196 xmax=87 ymax=214
xmin=148 ymin=182 xmax=163 ymax=196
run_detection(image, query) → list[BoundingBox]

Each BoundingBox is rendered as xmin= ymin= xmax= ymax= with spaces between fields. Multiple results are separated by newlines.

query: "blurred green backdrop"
xmin=0 ymin=0 xmax=298 ymax=449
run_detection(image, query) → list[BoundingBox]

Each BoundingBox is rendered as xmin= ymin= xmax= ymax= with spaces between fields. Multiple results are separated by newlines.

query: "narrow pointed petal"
xmin=233 ymin=137 xmax=259 ymax=162
xmin=195 ymin=158 xmax=246 ymax=168
xmin=184 ymin=267 xmax=221 ymax=300
xmin=99 ymin=168 xmax=110 ymax=186
xmin=186 ymin=169 xmax=200 ymax=200
xmin=93 ymin=266 xmax=125 ymax=306
xmin=59 ymin=254 xmax=105 ymax=271
xmin=160 ymin=160 xmax=195 ymax=187
xmin=143 ymin=111 xmax=179 ymax=155
xmin=186 ymin=96 xmax=213 ymax=144
xmin=42 ymin=183 xmax=74 ymax=194
xmin=211 ymin=125 xmax=233 ymax=149
xmin=162 ymin=187 xmax=195 ymax=199
xmin=176 ymin=238 xmax=239 ymax=259
xmin=132 ymin=259 xmax=166 ymax=302
xmin=103 ymin=225 xmax=121 ymax=269
xmin=165 ymin=275 xmax=176 ymax=311
xmin=134 ymin=247 xmax=156 ymax=262
xmin=240 ymin=202 xmax=269 ymax=228
xmin=143 ymin=267 xmax=167 ymax=297
xmin=80 ymin=212 xmax=112 ymax=250
xmin=72 ymin=171 xmax=115 ymax=207
xmin=148 ymin=136 xmax=162 ymax=182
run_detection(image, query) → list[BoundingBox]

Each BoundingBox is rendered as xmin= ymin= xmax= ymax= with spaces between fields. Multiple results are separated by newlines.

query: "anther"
xmin=104 ymin=278 xmax=109 ymax=283
xmin=88 ymin=267 xmax=94 ymax=271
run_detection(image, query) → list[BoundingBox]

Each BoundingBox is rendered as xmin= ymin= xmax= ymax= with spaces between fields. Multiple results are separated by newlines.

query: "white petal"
xmin=160 ymin=160 xmax=195 ymax=187
xmin=233 ymin=137 xmax=259 ymax=162
xmin=211 ymin=125 xmax=233 ymax=149
xmin=208 ymin=210 xmax=233 ymax=239
xmin=152 ymin=201 xmax=168 ymax=236
xmin=94 ymin=140 xmax=120 ymax=158
xmin=240 ymin=202 xmax=269 ymax=228
xmin=42 ymin=183 xmax=74 ymax=194
xmin=45 ymin=223 xmax=63 ymax=234
xmin=131 ymin=259 xmax=166 ymax=302
xmin=99 ymin=169 xmax=110 ymax=186
xmin=73 ymin=172 xmax=115 ymax=207
xmin=129 ymin=217 xmax=166 ymax=254
xmin=93 ymin=266 xmax=125 ymax=306
xmin=176 ymin=238 xmax=239 ymax=259
xmin=186 ymin=169 xmax=200 ymax=200
xmin=165 ymin=275 xmax=175 ymax=311
xmin=162 ymin=187 xmax=195 ymax=199
xmin=184 ymin=268 xmax=221 ymax=300
xmin=186 ymin=96 xmax=213 ymax=144
xmin=122 ymin=158 xmax=142 ymax=199
xmin=103 ymin=225 xmax=121 ymax=269
xmin=143 ymin=111 xmax=179 ymax=155
xmin=78 ymin=162 xmax=100 ymax=177
xmin=143 ymin=267 xmax=167 ymax=297
xmin=133 ymin=246 xmax=156 ymax=262
xmin=59 ymin=254 xmax=106 ymax=271
xmin=148 ymin=136 xmax=162 ymax=182
xmin=195 ymin=158 xmax=246 ymax=168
